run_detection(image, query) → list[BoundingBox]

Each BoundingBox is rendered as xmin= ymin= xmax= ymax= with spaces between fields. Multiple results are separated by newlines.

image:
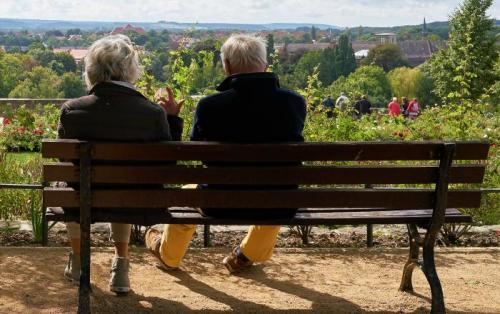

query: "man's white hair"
xmin=84 ymin=34 xmax=140 ymax=88
xmin=220 ymin=34 xmax=267 ymax=72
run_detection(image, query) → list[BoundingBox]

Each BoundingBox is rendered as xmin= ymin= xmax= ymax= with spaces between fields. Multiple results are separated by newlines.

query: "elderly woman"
xmin=58 ymin=34 xmax=183 ymax=294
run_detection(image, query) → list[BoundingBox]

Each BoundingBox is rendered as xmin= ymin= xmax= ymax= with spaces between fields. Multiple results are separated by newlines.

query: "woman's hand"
xmin=154 ymin=86 xmax=185 ymax=117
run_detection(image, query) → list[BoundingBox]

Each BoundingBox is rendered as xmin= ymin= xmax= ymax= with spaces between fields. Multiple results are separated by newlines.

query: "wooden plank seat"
xmin=41 ymin=139 xmax=490 ymax=314
xmin=45 ymin=206 xmax=472 ymax=225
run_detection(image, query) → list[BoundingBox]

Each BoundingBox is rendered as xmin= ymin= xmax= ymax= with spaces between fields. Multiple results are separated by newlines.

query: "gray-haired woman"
xmin=58 ymin=34 xmax=184 ymax=294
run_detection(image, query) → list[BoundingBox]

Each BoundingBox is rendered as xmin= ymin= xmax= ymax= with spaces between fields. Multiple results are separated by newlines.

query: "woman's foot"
xmin=64 ymin=251 xmax=80 ymax=284
xmin=109 ymin=257 xmax=130 ymax=294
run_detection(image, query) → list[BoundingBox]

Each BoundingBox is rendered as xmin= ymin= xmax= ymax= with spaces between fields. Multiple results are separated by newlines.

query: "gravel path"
xmin=1 ymin=247 xmax=499 ymax=313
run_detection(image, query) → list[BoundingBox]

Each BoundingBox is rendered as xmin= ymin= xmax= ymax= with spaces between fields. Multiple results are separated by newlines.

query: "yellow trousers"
xmin=159 ymin=224 xmax=281 ymax=268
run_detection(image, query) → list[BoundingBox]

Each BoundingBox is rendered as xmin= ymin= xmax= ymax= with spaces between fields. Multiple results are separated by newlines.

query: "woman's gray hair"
xmin=84 ymin=34 xmax=140 ymax=88
xmin=220 ymin=34 xmax=267 ymax=72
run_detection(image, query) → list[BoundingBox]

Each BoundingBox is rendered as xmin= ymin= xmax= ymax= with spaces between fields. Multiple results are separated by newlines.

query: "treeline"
xmin=0 ymin=43 xmax=84 ymax=98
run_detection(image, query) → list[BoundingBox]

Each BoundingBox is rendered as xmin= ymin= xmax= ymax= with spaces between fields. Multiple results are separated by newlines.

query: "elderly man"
xmin=58 ymin=34 xmax=183 ymax=293
xmin=146 ymin=34 xmax=306 ymax=273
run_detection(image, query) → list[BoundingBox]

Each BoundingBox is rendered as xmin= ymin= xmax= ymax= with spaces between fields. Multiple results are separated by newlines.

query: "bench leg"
xmin=422 ymin=244 xmax=445 ymax=314
xmin=78 ymin=221 xmax=92 ymax=314
xmin=399 ymin=224 xmax=420 ymax=292
xmin=78 ymin=143 xmax=92 ymax=314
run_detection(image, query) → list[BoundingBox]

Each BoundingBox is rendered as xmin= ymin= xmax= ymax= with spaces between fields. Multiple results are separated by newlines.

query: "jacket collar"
xmin=216 ymin=72 xmax=280 ymax=92
xmin=89 ymin=81 xmax=147 ymax=99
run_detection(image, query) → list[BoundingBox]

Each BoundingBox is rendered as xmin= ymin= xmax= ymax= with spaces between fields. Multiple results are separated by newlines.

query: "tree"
xmin=302 ymin=32 xmax=312 ymax=43
xmin=291 ymin=51 xmax=322 ymax=88
xmin=363 ymin=44 xmax=409 ymax=72
xmin=54 ymin=52 xmax=77 ymax=73
xmin=334 ymin=34 xmax=357 ymax=78
xmin=416 ymin=64 xmax=440 ymax=107
xmin=387 ymin=67 xmax=422 ymax=99
xmin=0 ymin=52 xmax=36 ymax=97
xmin=428 ymin=0 xmax=497 ymax=104
xmin=311 ymin=26 xmax=317 ymax=41
xmin=59 ymin=72 xmax=85 ymax=98
xmin=266 ymin=34 xmax=275 ymax=61
xmin=9 ymin=66 xmax=63 ymax=98
xmin=329 ymin=65 xmax=392 ymax=107
xmin=318 ymin=48 xmax=337 ymax=85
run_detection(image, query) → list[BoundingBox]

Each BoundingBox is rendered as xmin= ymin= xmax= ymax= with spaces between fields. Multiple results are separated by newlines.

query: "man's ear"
xmin=224 ymin=59 xmax=232 ymax=75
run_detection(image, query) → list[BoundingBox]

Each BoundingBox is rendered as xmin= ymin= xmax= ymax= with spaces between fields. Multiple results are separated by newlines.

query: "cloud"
xmin=0 ymin=0 xmax=498 ymax=27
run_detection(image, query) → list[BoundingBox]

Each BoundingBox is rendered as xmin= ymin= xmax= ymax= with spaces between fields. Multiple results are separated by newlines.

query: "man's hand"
xmin=154 ymin=86 xmax=185 ymax=117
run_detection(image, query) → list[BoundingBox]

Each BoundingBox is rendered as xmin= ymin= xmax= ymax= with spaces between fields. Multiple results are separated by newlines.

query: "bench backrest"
xmin=42 ymin=140 xmax=489 ymax=213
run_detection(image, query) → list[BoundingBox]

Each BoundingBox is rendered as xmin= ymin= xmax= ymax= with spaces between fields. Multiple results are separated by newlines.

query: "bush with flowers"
xmin=0 ymin=104 xmax=59 ymax=152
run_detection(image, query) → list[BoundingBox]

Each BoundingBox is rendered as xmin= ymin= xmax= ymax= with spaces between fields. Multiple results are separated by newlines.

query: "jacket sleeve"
xmin=293 ymin=96 xmax=307 ymax=142
xmin=189 ymin=101 xmax=205 ymax=141
xmin=156 ymin=106 xmax=184 ymax=141
xmin=167 ymin=115 xmax=184 ymax=141
xmin=57 ymin=104 xmax=69 ymax=139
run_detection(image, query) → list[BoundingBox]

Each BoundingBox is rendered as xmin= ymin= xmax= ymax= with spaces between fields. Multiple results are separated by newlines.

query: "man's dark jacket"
xmin=190 ymin=72 xmax=306 ymax=219
xmin=58 ymin=82 xmax=182 ymax=141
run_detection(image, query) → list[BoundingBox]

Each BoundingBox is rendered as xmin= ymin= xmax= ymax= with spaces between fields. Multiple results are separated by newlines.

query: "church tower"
xmin=422 ymin=17 xmax=428 ymax=37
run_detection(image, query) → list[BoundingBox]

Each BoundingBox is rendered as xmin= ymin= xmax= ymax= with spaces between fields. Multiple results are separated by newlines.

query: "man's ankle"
xmin=236 ymin=246 xmax=251 ymax=263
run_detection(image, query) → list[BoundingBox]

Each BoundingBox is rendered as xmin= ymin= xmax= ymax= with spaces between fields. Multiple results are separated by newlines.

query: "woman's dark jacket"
xmin=57 ymin=81 xmax=183 ymax=203
xmin=58 ymin=82 xmax=182 ymax=141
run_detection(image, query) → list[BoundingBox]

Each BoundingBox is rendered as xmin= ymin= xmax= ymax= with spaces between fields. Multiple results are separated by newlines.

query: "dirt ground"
xmin=0 ymin=247 xmax=499 ymax=314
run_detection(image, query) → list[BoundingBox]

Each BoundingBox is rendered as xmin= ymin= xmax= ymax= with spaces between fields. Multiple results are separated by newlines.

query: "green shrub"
xmin=0 ymin=152 xmax=43 ymax=221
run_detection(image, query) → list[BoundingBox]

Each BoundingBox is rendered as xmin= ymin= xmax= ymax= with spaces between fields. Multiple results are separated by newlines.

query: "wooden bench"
xmin=41 ymin=139 xmax=490 ymax=314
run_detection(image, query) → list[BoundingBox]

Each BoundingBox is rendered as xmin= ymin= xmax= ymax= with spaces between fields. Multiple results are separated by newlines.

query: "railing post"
xmin=41 ymin=196 xmax=48 ymax=246
xmin=78 ymin=142 xmax=92 ymax=314
xmin=203 ymin=224 xmax=211 ymax=247
xmin=365 ymin=184 xmax=374 ymax=248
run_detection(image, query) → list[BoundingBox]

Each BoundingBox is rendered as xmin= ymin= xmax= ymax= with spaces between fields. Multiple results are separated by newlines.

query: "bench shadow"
xmin=167 ymin=268 xmax=365 ymax=313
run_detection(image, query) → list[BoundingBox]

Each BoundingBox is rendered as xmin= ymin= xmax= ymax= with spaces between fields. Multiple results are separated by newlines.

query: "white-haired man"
xmin=58 ymin=34 xmax=184 ymax=293
xmin=146 ymin=34 xmax=306 ymax=273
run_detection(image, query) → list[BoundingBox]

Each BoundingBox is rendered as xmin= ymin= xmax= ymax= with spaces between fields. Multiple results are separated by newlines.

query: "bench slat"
xmin=43 ymin=163 xmax=486 ymax=184
xmin=41 ymin=140 xmax=490 ymax=161
xmin=43 ymin=188 xmax=482 ymax=209
xmin=45 ymin=207 xmax=472 ymax=225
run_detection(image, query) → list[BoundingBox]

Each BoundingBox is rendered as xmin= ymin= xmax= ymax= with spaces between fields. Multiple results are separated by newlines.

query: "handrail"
xmin=0 ymin=183 xmax=499 ymax=193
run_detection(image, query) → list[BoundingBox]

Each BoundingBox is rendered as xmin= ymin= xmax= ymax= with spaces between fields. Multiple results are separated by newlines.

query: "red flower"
xmin=3 ymin=118 xmax=11 ymax=125
xmin=32 ymin=129 xmax=44 ymax=135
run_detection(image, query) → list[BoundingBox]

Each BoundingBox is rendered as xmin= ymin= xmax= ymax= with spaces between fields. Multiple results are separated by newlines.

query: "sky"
xmin=0 ymin=0 xmax=498 ymax=27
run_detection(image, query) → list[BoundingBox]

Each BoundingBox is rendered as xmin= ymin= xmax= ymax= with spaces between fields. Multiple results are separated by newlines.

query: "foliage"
xmin=415 ymin=63 xmax=440 ymax=107
xmin=0 ymin=51 xmax=36 ymax=97
xmin=266 ymin=34 xmax=275 ymax=61
xmin=8 ymin=66 xmax=64 ymax=99
xmin=334 ymin=34 xmax=357 ymax=78
xmin=428 ymin=0 xmax=498 ymax=104
xmin=292 ymin=51 xmax=322 ymax=88
xmin=388 ymin=67 xmax=422 ymax=100
xmin=0 ymin=152 xmax=43 ymax=221
xmin=289 ymin=36 xmax=356 ymax=88
xmin=363 ymin=44 xmax=409 ymax=72
xmin=28 ymin=48 xmax=77 ymax=75
xmin=0 ymin=104 xmax=59 ymax=151
xmin=328 ymin=65 xmax=392 ymax=107
xmin=59 ymin=72 xmax=86 ymax=98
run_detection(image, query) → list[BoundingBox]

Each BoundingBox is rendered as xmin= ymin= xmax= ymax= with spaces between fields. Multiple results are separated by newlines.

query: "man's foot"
xmin=109 ymin=257 xmax=130 ymax=294
xmin=223 ymin=246 xmax=253 ymax=273
xmin=64 ymin=251 xmax=80 ymax=284
xmin=144 ymin=228 xmax=178 ymax=271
